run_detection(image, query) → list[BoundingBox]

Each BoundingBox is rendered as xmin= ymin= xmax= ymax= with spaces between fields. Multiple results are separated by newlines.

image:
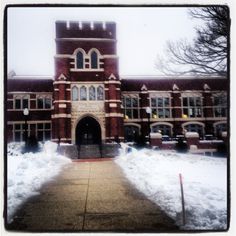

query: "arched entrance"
xmin=76 ymin=116 xmax=101 ymax=145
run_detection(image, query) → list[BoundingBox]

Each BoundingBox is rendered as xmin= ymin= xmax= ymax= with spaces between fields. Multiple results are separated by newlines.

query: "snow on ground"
xmin=7 ymin=141 xmax=71 ymax=223
xmin=115 ymin=143 xmax=227 ymax=230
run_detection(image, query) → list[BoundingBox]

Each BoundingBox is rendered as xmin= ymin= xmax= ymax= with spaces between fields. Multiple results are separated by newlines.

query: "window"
xmin=13 ymin=123 xmax=27 ymax=142
xmin=152 ymin=124 xmax=172 ymax=136
xmin=76 ymin=51 xmax=84 ymax=69
xmin=89 ymin=86 xmax=96 ymax=100
xmin=122 ymin=96 xmax=139 ymax=119
xmin=14 ymin=96 xmax=29 ymax=109
xmin=124 ymin=125 xmax=139 ymax=142
xmin=37 ymin=96 xmax=51 ymax=109
xmin=151 ymin=97 xmax=171 ymax=118
xmin=91 ymin=51 xmax=98 ymax=69
xmin=72 ymin=86 xmax=79 ymax=101
xmin=97 ymin=86 xmax=104 ymax=100
xmin=213 ymin=94 xmax=227 ymax=117
xmin=184 ymin=124 xmax=204 ymax=137
xmin=182 ymin=97 xmax=202 ymax=118
xmin=80 ymin=86 xmax=87 ymax=100
xmin=37 ymin=123 xmax=51 ymax=141
xmin=215 ymin=123 xmax=227 ymax=137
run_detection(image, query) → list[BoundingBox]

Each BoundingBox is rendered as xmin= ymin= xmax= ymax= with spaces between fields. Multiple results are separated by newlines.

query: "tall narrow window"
xmin=89 ymin=86 xmax=96 ymax=100
xmin=80 ymin=86 xmax=87 ymax=100
xmin=97 ymin=86 xmax=104 ymax=100
xmin=72 ymin=86 xmax=79 ymax=101
xmin=76 ymin=51 xmax=84 ymax=69
xmin=91 ymin=51 xmax=98 ymax=69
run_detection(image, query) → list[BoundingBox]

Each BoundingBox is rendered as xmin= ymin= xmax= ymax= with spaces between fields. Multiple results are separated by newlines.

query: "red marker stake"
xmin=179 ymin=173 xmax=186 ymax=226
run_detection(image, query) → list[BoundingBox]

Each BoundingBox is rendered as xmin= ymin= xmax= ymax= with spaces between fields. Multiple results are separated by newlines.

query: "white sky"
xmin=7 ymin=7 xmax=202 ymax=76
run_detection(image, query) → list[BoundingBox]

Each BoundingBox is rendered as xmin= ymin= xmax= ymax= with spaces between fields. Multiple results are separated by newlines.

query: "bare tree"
xmin=156 ymin=7 xmax=229 ymax=76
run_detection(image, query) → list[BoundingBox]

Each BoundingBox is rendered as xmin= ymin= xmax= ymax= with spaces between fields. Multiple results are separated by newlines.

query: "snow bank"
xmin=115 ymin=145 xmax=227 ymax=230
xmin=7 ymin=141 xmax=71 ymax=222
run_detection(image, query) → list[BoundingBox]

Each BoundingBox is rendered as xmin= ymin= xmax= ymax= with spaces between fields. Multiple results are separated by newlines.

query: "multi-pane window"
xmin=80 ymin=86 xmax=87 ymax=101
xmin=14 ymin=96 xmax=29 ymax=109
xmin=152 ymin=124 xmax=172 ymax=136
xmin=72 ymin=86 xmax=79 ymax=101
xmin=91 ymin=51 xmax=98 ymax=69
xmin=184 ymin=124 xmax=204 ymax=137
xmin=13 ymin=123 xmax=27 ymax=142
xmin=37 ymin=96 xmax=51 ymax=109
xmin=97 ymin=86 xmax=104 ymax=100
xmin=182 ymin=97 xmax=202 ymax=118
xmin=122 ymin=96 xmax=139 ymax=119
xmin=89 ymin=86 xmax=96 ymax=100
xmin=151 ymin=97 xmax=171 ymax=118
xmin=76 ymin=51 xmax=84 ymax=69
xmin=213 ymin=94 xmax=227 ymax=117
xmin=37 ymin=123 xmax=51 ymax=141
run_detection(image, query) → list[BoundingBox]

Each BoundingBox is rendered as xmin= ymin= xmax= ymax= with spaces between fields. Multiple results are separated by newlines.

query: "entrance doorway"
xmin=76 ymin=116 xmax=101 ymax=145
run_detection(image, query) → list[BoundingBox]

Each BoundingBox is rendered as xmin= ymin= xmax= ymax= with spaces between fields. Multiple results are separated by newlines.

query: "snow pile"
xmin=116 ymin=144 xmax=227 ymax=230
xmin=7 ymin=141 xmax=71 ymax=222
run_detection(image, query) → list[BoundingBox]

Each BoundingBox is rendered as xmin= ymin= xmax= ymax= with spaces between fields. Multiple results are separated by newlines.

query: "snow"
xmin=7 ymin=141 xmax=71 ymax=223
xmin=115 ymin=143 xmax=227 ymax=230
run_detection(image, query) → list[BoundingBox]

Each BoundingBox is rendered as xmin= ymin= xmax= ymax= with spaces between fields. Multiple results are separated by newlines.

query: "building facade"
xmin=6 ymin=21 xmax=228 ymax=145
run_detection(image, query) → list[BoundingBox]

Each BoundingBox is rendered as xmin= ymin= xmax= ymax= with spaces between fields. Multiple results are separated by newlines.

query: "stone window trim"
xmin=36 ymin=95 xmax=52 ymax=110
xmin=181 ymin=96 xmax=203 ymax=118
xmin=72 ymin=47 xmax=103 ymax=71
xmin=150 ymin=122 xmax=173 ymax=136
xmin=213 ymin=121 xmax=227 ymax=136
xmin=122 ymin=94 xmax=140 ymax=120
xmin=212 ymin=92 xmax=227 ymax=118
xmin=13 ymin=94 xmax=30 ymax=110
xmin=150 ymin=96 xmax=172 ymax=118
xmin=182 ymin=121 xmax=205 ymax=136
xmin=71 ymin=84 xmax=104 ymax=101
xmin=12 ymin=121 xmax=51 ymax=142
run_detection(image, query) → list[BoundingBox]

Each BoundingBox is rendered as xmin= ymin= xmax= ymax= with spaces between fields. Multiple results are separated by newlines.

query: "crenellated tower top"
xmin=56 ymin=21 xmax=116 ymax=39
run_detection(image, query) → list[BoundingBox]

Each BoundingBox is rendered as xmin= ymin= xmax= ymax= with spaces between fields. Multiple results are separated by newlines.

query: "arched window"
xmin=91 ymin=51 xmax=98 ymax=69
xmin=124 ymin=125 xmax=140 ymax=142
xmin=152 ymin=124 xmax=172 ymax=136
xmin=80 ymin=86 xmax=87 ymax=100
xmin=89 ymin=86 xmax=96 ymax=100
xmin=97 ymin=86 xmax=104 ymax=100
xmin=72 ymin=86 xmax=79 ymax=101
xmin=184 ymin=123 xmax=204 ymax=137
xmin=215 ymin=123 xmax=227 ymax=137
xmin=76 ymin=51 xmax=84 ymax=69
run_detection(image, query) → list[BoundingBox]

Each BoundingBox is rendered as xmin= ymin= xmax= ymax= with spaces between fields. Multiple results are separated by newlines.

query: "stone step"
xmin=78 ymin=144 xmax=102 ymax=158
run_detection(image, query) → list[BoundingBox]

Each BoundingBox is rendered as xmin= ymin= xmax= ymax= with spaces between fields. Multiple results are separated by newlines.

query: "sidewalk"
xmin=7 ymin=159 xmax=178 ymax=232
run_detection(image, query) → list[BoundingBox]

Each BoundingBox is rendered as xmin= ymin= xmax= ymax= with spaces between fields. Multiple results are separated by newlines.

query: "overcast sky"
xmin=7 ymin=6 xmax=202 ymax=76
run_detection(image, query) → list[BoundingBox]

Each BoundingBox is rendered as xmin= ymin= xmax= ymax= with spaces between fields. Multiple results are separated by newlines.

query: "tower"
xmin=52 ymin=21 xmax=124 ymax=144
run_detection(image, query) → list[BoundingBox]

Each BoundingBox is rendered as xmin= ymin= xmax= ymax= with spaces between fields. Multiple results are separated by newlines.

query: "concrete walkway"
xmin=7 ymin=159 xmax=178 ymax=232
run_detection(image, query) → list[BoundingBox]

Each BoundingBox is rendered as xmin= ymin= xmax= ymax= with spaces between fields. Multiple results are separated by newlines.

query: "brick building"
xmin=6 ymin=21 xmax=228 ymax=146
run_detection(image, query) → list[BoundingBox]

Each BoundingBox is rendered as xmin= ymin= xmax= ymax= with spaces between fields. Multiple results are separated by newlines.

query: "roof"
xmin=7 ymin=78 xmax=53 ymax=92
xmin=120 ymin=77 xmax=228 ymax=91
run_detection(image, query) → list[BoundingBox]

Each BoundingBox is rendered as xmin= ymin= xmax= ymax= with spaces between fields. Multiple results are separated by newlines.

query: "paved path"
xmin=8 ymin=159 xmax=178 ymax=232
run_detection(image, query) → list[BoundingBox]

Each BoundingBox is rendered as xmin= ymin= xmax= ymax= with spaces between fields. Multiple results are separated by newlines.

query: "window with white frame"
xmin=89 ymin=86 xmax=96 ymax=100
xmin=36 ymin=123 xmax=51 ymax=141
xmin=152 ymin=124 xmax=172 ymax=136
xmin=80 ymin=86 xmax=87 ymax=100
xmin=212 ymin=93 xmax=227 ymax=117
xmin=150 ymin=97 xmax=171 ymax=118
xmin=72 ymin=86 xmax=79 ymax=101
xmin=122 ymin=95 xmax=139 ymax=119
xmin=14 ymin=95 xmax=30 ymax=109
xmin=37 ymin=96 xmax=51 ymax=109
xmin=182 ymin=96 xmax=202 ymax=118
xmin=13 ymin=123 xmax=27 ymax=142
xmin=97 ymin=86 xmax=104 ymax=100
